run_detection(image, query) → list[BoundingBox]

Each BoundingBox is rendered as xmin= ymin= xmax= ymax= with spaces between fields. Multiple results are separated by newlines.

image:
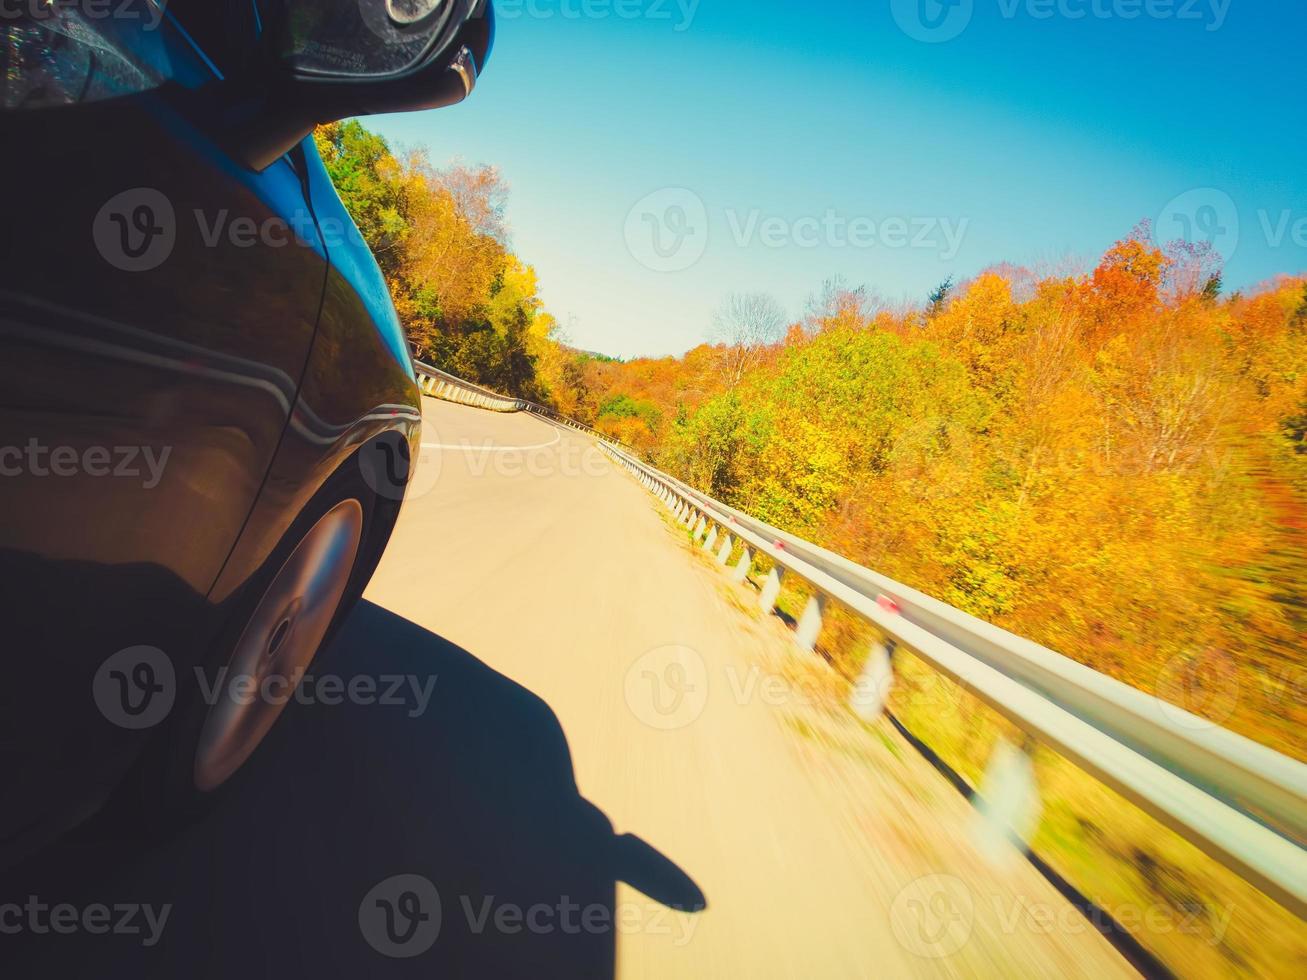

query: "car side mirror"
xmin=230 ymin=0 xmax=494 ymax=170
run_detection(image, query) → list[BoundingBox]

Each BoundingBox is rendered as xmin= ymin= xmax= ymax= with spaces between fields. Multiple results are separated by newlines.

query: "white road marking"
xmin=420 ymin=430 xmax=562 ymax=453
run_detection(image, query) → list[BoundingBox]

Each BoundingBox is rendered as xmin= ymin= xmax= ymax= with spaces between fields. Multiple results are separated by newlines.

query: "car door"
xmin=0 ymin=2 xmax=328 ymax=852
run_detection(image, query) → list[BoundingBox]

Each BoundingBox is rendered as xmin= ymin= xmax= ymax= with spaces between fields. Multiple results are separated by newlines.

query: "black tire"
xmin=108 ymin=457 xmax=381 ymax=832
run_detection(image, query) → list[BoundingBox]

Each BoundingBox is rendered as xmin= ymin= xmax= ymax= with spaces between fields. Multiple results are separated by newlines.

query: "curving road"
xmin=1 ymin=398 xmax=1134 ymax=978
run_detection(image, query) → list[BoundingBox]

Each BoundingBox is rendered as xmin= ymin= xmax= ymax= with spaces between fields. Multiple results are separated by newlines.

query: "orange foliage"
xmin=569 ymin=230 xmax=1307 ymax=761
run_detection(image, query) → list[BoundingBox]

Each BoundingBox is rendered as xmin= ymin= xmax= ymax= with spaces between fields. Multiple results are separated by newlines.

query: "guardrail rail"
xmin=413 ymin=360 xmax=527 ymax=412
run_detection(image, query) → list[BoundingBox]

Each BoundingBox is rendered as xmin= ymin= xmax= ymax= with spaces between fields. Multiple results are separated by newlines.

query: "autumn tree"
xmin=710 ymin=291 xmax=788 ymax=386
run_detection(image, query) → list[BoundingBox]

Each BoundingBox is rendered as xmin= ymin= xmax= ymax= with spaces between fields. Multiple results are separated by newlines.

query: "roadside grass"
xmin=843 ymin=645 xmax=1305 ymax=978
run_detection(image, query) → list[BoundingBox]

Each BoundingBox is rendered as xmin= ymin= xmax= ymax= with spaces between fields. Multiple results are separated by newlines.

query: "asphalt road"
xmin=0 ymin=398 xmax=1134 ymax=978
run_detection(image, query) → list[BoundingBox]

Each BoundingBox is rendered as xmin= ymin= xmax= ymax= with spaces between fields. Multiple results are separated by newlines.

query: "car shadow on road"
xmin=1 ymin=600 xmax=706 ymax=978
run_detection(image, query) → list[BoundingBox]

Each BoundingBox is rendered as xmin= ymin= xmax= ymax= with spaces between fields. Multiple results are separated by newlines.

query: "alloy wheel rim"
xmin=192 ymin=498 xmax=364 ymax=792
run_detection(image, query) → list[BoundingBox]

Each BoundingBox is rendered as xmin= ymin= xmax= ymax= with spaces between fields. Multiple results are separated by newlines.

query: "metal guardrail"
xmin=413 ymin=359 xmax=1307 ymax=919
xmin=413 ymin=361 xmax=527 ymax=412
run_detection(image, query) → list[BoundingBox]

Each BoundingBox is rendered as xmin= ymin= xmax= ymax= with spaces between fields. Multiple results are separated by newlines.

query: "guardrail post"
xmin=693 ymin=515 xmax=706 ymax=539
xmin=732 ymin=546 xmax=753 ymax=583
xmin=851 ymin=638 xmax=895 ymax=721
xmin=702 ymin=523 xmax=718 ymax=552
xmin=715 ymin=534 xmax=733 ymax=565
xmin=759 ymin=564 xmax=784 ymax=614
xmin=794 ymin=592 xmax=826 ymax=652
xmin=975 ymin=736 xmax=1041 ymax=864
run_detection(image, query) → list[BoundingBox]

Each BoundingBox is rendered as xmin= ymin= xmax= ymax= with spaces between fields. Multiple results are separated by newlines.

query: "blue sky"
xmin=369 ymin=0 xmax=1307 ymax=359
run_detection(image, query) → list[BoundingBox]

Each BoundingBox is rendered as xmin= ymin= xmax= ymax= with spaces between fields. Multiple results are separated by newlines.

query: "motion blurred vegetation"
xmin=314 ymin=120 xmax=557 ymax=401
xmin=594 ymin=239 xmax=1307 ymax=763
xmin=319 ymin=121 xmax=1305 ymax=763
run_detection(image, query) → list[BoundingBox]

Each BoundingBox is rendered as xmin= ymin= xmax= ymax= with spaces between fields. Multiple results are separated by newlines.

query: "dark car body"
xmin=0 ymin=1 xmax=427 ymax=866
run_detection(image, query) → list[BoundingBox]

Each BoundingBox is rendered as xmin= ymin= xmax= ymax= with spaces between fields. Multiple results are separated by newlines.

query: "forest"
xmin=317 ymin=119 xmax=1306 ymax=762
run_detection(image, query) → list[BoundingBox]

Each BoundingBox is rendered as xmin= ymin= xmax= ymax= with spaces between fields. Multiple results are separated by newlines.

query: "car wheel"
xmin=112 ymin=465 xmax=375 ymax=830
xmin=191 ymin=496 xmax=363 ymax=792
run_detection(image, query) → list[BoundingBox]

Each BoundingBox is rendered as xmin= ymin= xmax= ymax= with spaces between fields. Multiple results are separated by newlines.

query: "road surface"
xmin=1 ymin=398 xmax=1134 ymax=978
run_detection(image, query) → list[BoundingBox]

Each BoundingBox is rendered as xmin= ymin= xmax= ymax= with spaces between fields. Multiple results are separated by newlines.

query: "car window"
xmin=0 ymin=2 xmax=174 ymax=111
